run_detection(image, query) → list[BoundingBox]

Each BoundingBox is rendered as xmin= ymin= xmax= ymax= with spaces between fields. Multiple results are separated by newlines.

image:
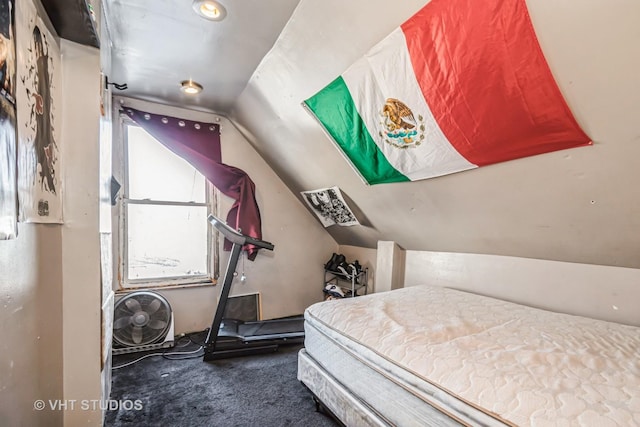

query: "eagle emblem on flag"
xmin=380 ymin=98 xmax=425 ymax=149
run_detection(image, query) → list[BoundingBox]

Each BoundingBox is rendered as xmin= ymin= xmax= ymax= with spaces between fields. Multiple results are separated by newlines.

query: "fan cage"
xmin=113 ymin=291 xmax=173 ymax=348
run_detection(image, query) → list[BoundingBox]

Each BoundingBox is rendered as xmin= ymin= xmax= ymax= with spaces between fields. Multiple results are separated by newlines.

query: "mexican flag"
xmin=304 ymin=0 xmax=591 ymax=185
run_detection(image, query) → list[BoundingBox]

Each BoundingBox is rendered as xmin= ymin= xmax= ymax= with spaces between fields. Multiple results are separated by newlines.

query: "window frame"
xmin=117 ymin=115 xmax=219 ymax=290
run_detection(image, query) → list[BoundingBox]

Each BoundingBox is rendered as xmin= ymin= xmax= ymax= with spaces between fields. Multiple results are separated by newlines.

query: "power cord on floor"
xmin=160 ymin=346 xmax=204 ymax=361
xmin=185 ymin=332 xmax=208 ymax=348
xmin=111 ymin=330 xmax=209 ymax=369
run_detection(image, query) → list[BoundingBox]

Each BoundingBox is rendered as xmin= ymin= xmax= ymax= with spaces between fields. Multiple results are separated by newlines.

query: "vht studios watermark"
xmin=34 ymin=399 xmax=143 ymax=411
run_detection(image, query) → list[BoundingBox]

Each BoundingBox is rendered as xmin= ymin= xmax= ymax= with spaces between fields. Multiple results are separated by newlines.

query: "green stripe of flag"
xmin=305 ymin=77 xmax=409 ymax=185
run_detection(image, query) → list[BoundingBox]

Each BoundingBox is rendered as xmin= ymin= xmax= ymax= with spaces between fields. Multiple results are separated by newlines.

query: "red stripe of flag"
xmin=401 ymin=0 xmax=591 ymax=166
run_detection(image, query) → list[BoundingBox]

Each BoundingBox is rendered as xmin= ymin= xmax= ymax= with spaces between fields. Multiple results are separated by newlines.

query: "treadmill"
xmin=203 ymin=214 xmax=305 ymax=361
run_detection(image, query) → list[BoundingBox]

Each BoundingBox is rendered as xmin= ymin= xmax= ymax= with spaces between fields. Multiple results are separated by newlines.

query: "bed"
xmin=298 ymin=284 xmax=640 ymax=426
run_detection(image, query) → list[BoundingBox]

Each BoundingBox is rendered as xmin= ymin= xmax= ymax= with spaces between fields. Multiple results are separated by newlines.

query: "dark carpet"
xmin=105 ymin=333 xmax=339 ymax=427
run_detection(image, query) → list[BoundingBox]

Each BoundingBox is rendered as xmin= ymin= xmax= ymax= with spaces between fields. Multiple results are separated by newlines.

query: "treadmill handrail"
xmin=207 ymin=214 xmax=274 ymax=251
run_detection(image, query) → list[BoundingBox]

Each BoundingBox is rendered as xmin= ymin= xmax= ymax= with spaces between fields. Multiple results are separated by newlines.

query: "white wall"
xmin=233 ymin=0 xmax=640 ymax=269
xmin=0 ymin=0 xmax=104 ymax=425
xmin=338 ymin=242 xmax=640 ymax=327
xmin=98 ymin=0 xmax=115 ymax=405
xmin=0 ymin=226 xmax=64 ymax=426
xmin=403 ymin=250 xmax=640 ymax=327
xmin=60 ymin=39 xmax=102 ymax=426
xmin=112 ymin=97 xmax=337 ymax=334
xmin=0 ymin=5 xmax=103 ymax=427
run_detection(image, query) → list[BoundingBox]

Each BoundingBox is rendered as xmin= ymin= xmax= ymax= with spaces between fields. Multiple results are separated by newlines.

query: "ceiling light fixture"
xmin=180 ymin=80 xmax=203 ymax=95
xmin=192 ymin=0 xmax=227 ymax=21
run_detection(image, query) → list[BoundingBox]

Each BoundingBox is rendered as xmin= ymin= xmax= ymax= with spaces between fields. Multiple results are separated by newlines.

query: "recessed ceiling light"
xmin=192 ymin=0 xmax=227 ymax=21
xmin=180 ymin=80 xmax=203 ymax=95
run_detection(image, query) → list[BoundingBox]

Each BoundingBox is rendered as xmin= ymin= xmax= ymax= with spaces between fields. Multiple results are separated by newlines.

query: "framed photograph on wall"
xmin=301 ymin=186 xmax=359 ymax=227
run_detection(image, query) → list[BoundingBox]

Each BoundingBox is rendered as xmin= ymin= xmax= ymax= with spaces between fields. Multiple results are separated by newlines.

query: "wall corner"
xmin=375 ymin=241 xmax=406 ymax=293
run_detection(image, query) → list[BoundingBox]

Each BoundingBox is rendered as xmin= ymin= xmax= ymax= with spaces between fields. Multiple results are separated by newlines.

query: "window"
xmin=119 ymin=121 xmax=217 ymax=288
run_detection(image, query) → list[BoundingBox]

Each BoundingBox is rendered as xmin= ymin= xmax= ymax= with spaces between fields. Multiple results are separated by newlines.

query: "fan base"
xmin=112 ymin=314 xmax=175 ymax=355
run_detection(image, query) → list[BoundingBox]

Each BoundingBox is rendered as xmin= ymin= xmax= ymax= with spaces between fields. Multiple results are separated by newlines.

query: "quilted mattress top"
xmin=305 ymin=285 xmax=640 ymax=426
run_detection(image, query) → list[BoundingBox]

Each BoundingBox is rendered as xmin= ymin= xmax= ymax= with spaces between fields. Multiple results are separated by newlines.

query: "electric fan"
xmin=112 ymin=291 xmax=175 ymax=355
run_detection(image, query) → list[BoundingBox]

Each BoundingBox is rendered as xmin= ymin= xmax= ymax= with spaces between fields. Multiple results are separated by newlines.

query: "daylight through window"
xmin=121 ymin=124 xmax=215 ymax=288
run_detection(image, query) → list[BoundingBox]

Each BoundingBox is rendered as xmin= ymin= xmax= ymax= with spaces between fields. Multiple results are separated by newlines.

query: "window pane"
xmin=127 ymin=203 xmax=208 ymax=281
xmin=127 ymin=126 xmax=206 ymax=203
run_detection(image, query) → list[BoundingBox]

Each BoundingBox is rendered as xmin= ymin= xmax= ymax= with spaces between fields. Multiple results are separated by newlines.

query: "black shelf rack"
xmin=323 ymin=267 xmax=368 ymax=298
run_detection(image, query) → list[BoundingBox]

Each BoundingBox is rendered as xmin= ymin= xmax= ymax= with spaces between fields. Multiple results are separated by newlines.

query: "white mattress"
xmin=303 ymin=285 xmax=640 ymax=426
xmin=303 ymin=315 xmax=501 ymax=426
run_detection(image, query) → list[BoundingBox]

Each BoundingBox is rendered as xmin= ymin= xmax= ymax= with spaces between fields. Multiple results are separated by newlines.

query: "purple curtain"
xmin=125 ymin=108 xmax=263 ymax=260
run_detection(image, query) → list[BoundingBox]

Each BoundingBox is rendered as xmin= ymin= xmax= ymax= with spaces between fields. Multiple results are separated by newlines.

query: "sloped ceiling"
xmin=105 ymin=0 xmax=640 ymax=268
xmin=104 ymin=0 xmax=300 ymax=112
xmin=231 ymin=0 xmax=640 ymax=268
